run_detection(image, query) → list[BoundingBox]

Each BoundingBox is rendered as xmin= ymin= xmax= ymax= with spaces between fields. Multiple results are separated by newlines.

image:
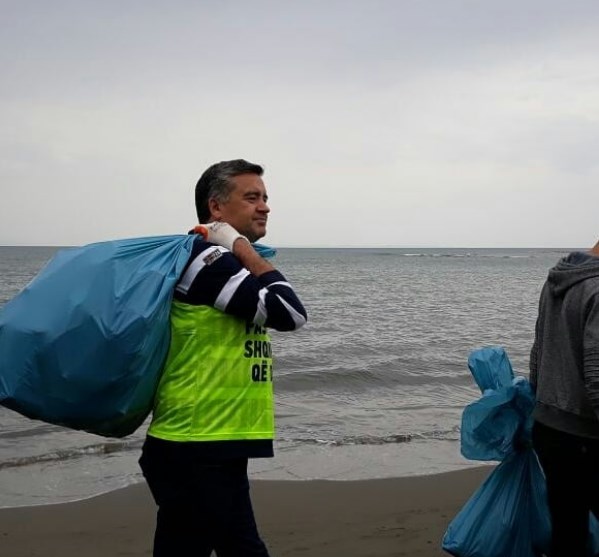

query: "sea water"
xmin=0 ymin=245 xmax=571 ymax=507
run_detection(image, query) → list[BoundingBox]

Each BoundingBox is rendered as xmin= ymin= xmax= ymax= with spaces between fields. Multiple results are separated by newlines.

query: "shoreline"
xmin=0 ymin=466 xmax=492 ymax=556
xmin=0 ymin=437 xmax=485 ymax=509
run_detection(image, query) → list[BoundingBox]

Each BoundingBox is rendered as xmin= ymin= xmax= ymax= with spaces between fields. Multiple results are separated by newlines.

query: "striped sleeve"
xmin=174 ymin=239 xmax=307 ymax=332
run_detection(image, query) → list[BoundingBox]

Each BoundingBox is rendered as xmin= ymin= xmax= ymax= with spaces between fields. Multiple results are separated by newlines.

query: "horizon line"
xmin=0 ymin=244 xmax=584 ymax=250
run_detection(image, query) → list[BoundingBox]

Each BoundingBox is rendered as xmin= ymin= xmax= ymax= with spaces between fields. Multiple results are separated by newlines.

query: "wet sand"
xmin=0 ymin=467 xmax=491 ymax=556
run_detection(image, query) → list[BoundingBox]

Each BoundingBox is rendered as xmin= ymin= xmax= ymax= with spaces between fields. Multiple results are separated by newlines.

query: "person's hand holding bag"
xmin=194 ymin=222 xmax=248 ymax=251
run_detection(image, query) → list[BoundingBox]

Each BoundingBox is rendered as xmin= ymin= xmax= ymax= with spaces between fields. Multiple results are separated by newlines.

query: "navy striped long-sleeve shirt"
xmin=147 ymin=237 xmax=307 ymax=460
xmin=174 ymin=238 xmax=307 ymax=330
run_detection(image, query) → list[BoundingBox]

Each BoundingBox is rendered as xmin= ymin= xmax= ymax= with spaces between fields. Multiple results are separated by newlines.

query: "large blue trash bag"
xmin=443 ymin=346 xmax=599 ymax=557
xmin=443 ymin=448 xmax=551 ymax=557
xmin=0 ymin=235 xmax=196 ymax=438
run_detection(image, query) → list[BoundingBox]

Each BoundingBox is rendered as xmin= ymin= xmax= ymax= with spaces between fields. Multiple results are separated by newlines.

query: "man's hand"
xmin=194 ymin=222 xmax=273 ymax=277
xmin=196 ymin=222 xmax=248 ymax=251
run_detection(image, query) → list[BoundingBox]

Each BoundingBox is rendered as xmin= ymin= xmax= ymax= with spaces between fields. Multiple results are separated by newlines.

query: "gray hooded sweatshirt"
xmin=530 ymin=251 xmax=599 ymax=439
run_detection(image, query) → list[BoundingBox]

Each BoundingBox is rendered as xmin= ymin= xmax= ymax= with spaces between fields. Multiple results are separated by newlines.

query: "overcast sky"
xmin=1 ymin=1 xmax=598 ymax=247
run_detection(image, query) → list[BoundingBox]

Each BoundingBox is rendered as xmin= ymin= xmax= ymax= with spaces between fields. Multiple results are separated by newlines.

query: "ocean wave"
xmin=0 ymin=425 xmax=463 ymax=470
xmin=0 ymin=422 xmax=63 ymax=439
xmin=398 ymin=252 xmax=534 ymax=259
xmin=276 ymin=366 xmax=471 ymax=392
xmin=281 ymin=426 xmax=460 ymax=447
xmin=0 ymin=439 xmax=142 ymax=470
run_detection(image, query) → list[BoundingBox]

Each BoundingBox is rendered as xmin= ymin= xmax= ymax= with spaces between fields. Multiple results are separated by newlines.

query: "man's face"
xmin=209 ymin=173 xmax=270 ymax=242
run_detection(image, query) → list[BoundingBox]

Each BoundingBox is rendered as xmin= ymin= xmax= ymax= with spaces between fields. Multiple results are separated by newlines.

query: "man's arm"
xmin=174 ymin=236 xmax=307 ymax=332
xmin=231 ymin=237 xmax=275 ymax=278
xmin=529 ymin=285 xmax=549 ymax=393
xmin=529 ymin=320 xmax=539 ymax=392
xmin=584 ymin=294 xmax=599 ymax=413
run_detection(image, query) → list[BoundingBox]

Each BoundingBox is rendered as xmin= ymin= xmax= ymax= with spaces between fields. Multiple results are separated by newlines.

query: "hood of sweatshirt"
xmin=547 ymin=251 xmax=599 ymax=295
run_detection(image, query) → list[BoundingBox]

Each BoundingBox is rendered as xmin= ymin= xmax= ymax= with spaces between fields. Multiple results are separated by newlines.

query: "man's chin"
xmin=247 ymin=227 xmax=267 ymax=243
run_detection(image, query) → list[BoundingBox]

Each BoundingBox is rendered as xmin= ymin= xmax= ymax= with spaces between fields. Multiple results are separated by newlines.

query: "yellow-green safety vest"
xmin=148 ymin=301 xmax=274 ymax=441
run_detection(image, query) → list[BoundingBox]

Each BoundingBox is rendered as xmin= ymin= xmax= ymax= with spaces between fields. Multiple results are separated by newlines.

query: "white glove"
xmin=195 ymin=222 xmax=248 ymax=251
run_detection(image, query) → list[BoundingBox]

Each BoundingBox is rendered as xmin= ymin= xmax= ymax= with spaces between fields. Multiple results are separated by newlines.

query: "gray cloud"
xmin=1 ymin=0 xmax=599 ymax=247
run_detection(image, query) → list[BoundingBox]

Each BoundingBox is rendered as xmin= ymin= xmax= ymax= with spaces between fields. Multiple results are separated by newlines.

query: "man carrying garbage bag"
xmin=139 ymin=160 xmax=307 ymax=556
xmin=530 ymin=239 xmax=599 ymax=557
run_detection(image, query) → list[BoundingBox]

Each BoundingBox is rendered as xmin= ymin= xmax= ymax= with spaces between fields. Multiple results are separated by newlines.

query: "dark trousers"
xmin=139 ymin=439 xmax=270 ymax=557
xmin=532 ymin=421 xmax=599 ymax=557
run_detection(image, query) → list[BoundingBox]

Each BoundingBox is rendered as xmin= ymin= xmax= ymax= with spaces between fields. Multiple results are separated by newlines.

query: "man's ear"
xmin=207 ymin=197 xmax=222 ymax=220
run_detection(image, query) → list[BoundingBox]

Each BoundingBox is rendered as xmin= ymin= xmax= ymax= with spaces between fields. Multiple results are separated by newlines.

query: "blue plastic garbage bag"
xmin=0 ymin=235 xmax=277 ymax=438
xmin=461 ymin=379 xmax=535 ymax=462
xmin=442 ymin=448 xmax=551 ymax=557
xmin=443 ymin=346 xmax=599 ymax=556
xmin=443 ymin=449 xmax=599 ymax=557
xmin=0 ymin=235 xmax=196 ymax=438
xmin=467 ymin=346 xmax=515 ymax=392
xmin=460 ymin=347 xmax=535 ymax=462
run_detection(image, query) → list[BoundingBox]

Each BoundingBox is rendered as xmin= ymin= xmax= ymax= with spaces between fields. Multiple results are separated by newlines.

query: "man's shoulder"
xmin=187 ymin=236 xmax=235 ymax=265
xmin=190 ymin=235 xmax=219 ymax=251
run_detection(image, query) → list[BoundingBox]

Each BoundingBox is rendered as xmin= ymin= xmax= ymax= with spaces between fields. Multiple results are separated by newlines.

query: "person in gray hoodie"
xmin=530 ymin=240 xmax=599 ymax=557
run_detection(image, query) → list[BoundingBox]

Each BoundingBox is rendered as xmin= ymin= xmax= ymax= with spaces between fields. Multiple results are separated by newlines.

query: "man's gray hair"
xmin=195 ymin=159 xmax=264 ymax=223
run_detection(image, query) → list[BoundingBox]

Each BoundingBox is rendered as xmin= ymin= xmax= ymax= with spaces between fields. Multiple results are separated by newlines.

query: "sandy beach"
xmin=0 ymin=466 xmax=491 ymax=556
